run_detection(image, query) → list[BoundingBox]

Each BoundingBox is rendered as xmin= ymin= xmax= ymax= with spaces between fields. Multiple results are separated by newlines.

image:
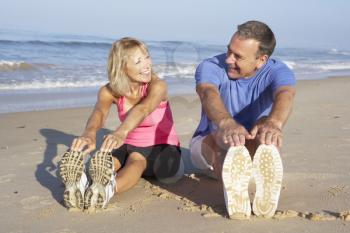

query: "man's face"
xmin=225 ymin=34 xmax=267 ymax=79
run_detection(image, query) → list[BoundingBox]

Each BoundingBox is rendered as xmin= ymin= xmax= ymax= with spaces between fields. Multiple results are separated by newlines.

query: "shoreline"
xmin=1 ymin=75 xmax=350 ymax=115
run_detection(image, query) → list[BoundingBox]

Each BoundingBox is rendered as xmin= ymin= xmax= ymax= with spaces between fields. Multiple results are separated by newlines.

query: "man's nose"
xmin=226 ymin=54 xmax=236 ymax=64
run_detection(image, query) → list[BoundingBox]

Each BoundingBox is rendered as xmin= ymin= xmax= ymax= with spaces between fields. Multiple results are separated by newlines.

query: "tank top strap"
xmin=140 ymin=83 xmax=149 ymax=97
xmin=116 ymin=96 xmax=124 ymax=113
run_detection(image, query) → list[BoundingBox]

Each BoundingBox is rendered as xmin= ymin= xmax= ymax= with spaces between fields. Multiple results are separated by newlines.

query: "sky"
xmin=1 ymin=0 xmax=350 ymax=49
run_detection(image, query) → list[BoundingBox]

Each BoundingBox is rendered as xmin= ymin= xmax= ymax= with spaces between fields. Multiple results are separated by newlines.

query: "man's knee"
xmin=189 ymin=134 xmax=227 ymax=177
xmin=190 ymin=135 xmax=215 ymax=170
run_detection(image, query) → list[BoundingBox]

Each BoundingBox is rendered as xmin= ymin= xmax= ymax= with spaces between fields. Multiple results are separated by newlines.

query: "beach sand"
xmin=1 ymin=77 xmax=350 ymax=233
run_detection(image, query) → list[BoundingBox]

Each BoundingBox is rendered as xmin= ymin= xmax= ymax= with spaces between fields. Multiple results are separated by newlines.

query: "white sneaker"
xmin=84 ymin=151 xmax=116 ymax=210
xmin=59 ymin=150 xmax=89 ymax=210
xmin=222 ymin=146 xmax=252 ymax=220
xmin=252 ymin=144 xmax=283 ymax=218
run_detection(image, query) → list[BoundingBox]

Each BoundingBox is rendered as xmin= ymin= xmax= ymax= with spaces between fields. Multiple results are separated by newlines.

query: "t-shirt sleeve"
xmin=195 ymin=60 xmax=223 ymax=87
xmin=270 ymin=63 xmax=296 ymax=92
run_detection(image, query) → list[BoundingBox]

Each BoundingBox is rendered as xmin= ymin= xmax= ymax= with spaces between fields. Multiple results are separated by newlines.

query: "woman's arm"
xmin=100 ymin=79 xmax=167 ymax=152
xmin=71 ymin=85 xmax=115 ymax=154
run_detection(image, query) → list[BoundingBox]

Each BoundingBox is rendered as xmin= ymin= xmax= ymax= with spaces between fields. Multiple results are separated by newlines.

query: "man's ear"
xmin=257 ymin=54 xmax=268 ymax=69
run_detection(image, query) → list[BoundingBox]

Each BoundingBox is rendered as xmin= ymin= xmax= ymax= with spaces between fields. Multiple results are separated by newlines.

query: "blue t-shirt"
xmin=193 ymin=53 xmax=296 ymax=138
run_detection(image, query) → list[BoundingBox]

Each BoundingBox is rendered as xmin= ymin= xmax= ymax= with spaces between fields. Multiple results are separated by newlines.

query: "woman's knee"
xmin=126 ymin=152 xmax=147 ymax=170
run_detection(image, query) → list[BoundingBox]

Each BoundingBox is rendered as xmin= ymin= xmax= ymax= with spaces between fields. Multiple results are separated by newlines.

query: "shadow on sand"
xmin=36 ymin=128 xmax=111 ymax=205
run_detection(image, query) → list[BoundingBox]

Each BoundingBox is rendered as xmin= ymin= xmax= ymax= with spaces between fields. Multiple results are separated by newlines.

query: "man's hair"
xmin=236 ymin=20 xmax=276 ymax=57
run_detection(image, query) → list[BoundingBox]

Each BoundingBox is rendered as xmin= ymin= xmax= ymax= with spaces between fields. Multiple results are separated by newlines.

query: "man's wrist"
xmin=218 ymin=116 xmax=236 ymax=128
xmin=266 ymin=117 xmax=283 ymax=130
xmin=82 ymin=131 xmax=96 ymax=139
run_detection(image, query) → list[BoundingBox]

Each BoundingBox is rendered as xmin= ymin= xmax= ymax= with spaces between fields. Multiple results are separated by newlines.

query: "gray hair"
xmin=236 ymin=20 xmax=276 ymax=57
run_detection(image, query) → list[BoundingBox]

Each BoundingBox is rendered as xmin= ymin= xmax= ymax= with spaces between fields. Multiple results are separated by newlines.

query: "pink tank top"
xmin=116 ymin=83 xmax=180 ymax=147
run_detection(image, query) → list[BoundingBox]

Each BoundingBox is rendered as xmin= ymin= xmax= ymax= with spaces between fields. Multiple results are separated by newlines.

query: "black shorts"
xmin=111 ymin=144 xmax=181 ymax=179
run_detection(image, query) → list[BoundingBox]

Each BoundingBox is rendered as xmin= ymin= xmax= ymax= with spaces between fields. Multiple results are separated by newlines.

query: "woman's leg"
xmin=114 ymin=152 xmax=147 ymax=193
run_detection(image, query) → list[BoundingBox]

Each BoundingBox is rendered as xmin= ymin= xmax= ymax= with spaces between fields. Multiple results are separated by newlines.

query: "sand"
xmin=1 ymin=77 xmax=350 ymax=233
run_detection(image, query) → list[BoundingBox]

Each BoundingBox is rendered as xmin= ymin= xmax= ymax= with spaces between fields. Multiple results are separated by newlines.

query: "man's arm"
xmin=196 ymin=83 xmax=252 ymax=146
xmin=250 ymin=85 xmax=296 ymax=147
xmin=269 ymin=86 xmax=296 ymax=128
xmin=196 ymin=83 xmax=231 ymax=125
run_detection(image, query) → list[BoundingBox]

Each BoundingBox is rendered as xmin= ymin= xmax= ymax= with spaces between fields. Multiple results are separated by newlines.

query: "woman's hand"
xmin=71 ymin=134 xmax=96 ymax=155
xmin=100 ymin=132 xmax=125 ymax=153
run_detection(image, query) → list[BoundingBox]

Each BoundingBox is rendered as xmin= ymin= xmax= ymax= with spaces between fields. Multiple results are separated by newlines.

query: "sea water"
xmin=1 ymin=29 xmax=350 ymax=113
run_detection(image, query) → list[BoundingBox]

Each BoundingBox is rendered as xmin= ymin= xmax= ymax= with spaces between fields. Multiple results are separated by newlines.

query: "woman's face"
xmin=125 ymin=48 xmax=152 ymax=83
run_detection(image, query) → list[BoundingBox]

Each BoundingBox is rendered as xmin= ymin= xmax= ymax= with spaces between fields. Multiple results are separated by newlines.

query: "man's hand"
xmin=71 ymin=134 xmax=96 ymax=155
xmin=216 ymin=117 xmax=253 ymax=148
xmin=197 ymin=84 xmax=253 ymax=148
xmin=250 ymin=118 xmax=283 ymax=147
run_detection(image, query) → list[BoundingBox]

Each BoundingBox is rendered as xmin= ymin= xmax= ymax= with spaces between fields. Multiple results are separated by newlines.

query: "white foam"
xmin=329 ymin=48 xmax=350 ymax=56
xmin=283 ymin=60 xmax=296 ymax=70
xmin=0 ymin=79 xmax=107 ymax=90
xmin=0 ymin=60 xmax=54 ymax=71
xmin=317 ymin=62 xmax=350 ymax=71
xmin=153 ymin=63 xmax=196 ymax=79
xmin=0 ymin=60 xmax=33 ymax=71
xmin=0 ymin=60 xmax=21 ymax=66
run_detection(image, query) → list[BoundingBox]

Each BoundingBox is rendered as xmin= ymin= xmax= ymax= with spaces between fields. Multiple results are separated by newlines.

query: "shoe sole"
xmin=252 ymin=144 xmax=283 ymax=218
xmin=63 ymin=183 xmax=84 ymax=209
xmin=222 ymin=146 xmax=252 ymax=220
xmin=59 ymin=150 xmax=84 ymax=209
xmin=85 ymin=151 xmax=114 ymax=210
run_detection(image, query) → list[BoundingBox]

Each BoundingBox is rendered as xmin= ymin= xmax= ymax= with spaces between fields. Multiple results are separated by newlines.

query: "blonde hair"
xmin=107 ymin=37 xmax=154 ymax=96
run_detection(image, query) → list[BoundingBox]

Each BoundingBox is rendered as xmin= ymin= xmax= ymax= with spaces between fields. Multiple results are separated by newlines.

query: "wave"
xmin=0 ymin=60 xmax=54 ymax=72
xmin=0 ymin=60 xmax=35 ymax=71
xmin=328 ymin=48 xmax=350 ymax=56
xmin=317 ymin=62 xmax=350 ymax=71
xmin=0 ymin=64 xmax=195 ymax=90
xmin=282 ymin=60 xmax=296 ymax=70
xmin=0 ymin=79 xmax=106 ymax=90
xmin=0 ymin=39 xmax=112 ymax=48
xmin=281 ymin=60 xmax=350 ymax=72
xmin=153 ymin=63 xmax=196 ymax=79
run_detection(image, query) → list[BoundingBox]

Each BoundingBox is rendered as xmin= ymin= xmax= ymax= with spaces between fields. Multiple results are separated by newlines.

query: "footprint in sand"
xmin=273 ymin=210 xmax=300 ymax=220
xmin=339 ymin=211 xmax=350 ymax=221
xmin=50 ymin=229 xmax=77 ymax=233
xmin=0 ymin=174 xmax=16 ymax=184
xmin=20 ymin=196 xmax=54 ymax=210
xmin=327 ymin=185 xmax=348 ymax=198
xmin=306 ymin=212 xmax=337 ymax=221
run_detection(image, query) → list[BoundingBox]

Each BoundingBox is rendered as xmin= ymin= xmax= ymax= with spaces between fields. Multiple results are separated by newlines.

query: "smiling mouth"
xmin=140 ymin=69 xmax=151 ymax=75
xmin=228 ymin=66 xmax=238 ymax=72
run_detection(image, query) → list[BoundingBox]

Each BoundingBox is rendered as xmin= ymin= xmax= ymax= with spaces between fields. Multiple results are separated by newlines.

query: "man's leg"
xmin=245 ymin=138 xmax=260 ymax=158
xmin=190 ymin=134 xmax=226 ymax=179
xmin=190 ymin=134 xmax=253 ymax=219
xmin=248 ymin=139 xmax=283 ymax=218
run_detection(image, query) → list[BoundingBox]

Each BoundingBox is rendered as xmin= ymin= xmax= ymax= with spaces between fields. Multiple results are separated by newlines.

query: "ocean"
xmin=1 ymin=29 xmax=350 ymax=113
